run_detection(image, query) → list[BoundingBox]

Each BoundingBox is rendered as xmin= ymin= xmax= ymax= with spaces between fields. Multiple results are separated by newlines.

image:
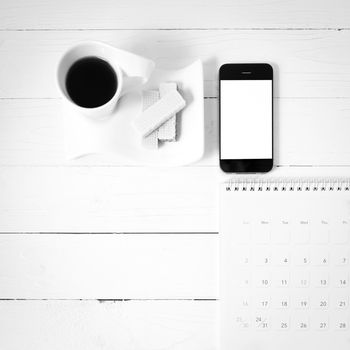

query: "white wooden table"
xmin=1 ymin=1 xmax=350 ymax=348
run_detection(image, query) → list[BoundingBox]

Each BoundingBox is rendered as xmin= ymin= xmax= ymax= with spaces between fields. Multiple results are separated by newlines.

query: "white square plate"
xmin=63 ymin=60 xmax=204 ymax=166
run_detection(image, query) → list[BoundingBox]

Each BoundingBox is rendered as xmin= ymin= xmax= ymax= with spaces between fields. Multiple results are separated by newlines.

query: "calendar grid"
xmin=221 ymin=179 xmax=350 ymax=349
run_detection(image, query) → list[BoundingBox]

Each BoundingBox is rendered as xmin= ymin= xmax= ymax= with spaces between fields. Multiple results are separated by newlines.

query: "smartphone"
xmin=219 ymin=63 xmax=273 ymax=173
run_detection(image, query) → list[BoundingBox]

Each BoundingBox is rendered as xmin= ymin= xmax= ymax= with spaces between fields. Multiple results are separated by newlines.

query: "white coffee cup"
xmin=57 ymin=41 xmax=149 ymax=118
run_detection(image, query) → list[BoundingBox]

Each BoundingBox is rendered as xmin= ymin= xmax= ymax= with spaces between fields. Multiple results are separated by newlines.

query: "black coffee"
xmin=65 ymin=56 xmax=118 ymax=108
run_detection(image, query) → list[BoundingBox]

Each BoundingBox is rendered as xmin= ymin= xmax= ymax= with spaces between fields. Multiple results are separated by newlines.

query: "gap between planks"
xmin=0 ymin=232 xmax=218 ymax=234
xmin=0 ymin=28 xmax=349 ymax=32
xmin=0 ymin=298 xmax=217 ymax=301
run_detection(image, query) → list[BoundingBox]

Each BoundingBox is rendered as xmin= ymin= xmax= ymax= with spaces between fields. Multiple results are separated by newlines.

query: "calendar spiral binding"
xmin=224 ymin=178 xmax=350 ymax=192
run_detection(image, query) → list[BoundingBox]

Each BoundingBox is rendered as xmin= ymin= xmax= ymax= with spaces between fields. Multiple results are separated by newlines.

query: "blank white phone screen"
xmin=220 ymin=80 xmax=272 ymax=159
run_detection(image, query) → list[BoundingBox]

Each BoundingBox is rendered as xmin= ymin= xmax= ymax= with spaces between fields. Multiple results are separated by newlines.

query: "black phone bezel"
xmin=219 ymin=63 xmax=273 ymax=173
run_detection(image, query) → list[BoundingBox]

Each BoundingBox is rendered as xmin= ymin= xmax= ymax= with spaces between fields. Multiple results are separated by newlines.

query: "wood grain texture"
xmin=1 ymin=166 xmax=350 ymax=297
xmin=0 ymin=300 xmax=216 ymax=350
xmin=2 ymin=98 xmax=350 ymax=167
xmin=0 ymin=167 xmax=219 ymax=232
xmin=2 ymin=166 xmax=350 ymax=233
xmin=1 ymin=0 xmax=350 ymax=348
xmin=0 ymin=0 xmax=349 ymax=29
xmin=1 ymin=30 xmax=350 ymax=98
xmin=0 ymin=234 xmax=217 ymax=299
xmin=0 ymin=99 xmax=217 ymax=166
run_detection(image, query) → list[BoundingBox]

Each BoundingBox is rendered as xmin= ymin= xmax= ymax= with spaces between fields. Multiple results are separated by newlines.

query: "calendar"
xmin=220 ymin=178 xmax=350 ymax=350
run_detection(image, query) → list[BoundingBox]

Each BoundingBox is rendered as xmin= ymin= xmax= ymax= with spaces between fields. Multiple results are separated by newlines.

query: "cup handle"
xmin=120 ymin=76 xmax=144 ymax=96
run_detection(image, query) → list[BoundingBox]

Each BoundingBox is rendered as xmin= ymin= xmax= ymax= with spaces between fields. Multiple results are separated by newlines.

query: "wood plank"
xmin=0 ymin=0 xmax=349 ymax=29
xmin=0 ymin=300 xmax=216 ymax=350
xmin=2 ymin=167 xmax=350 ymax=233
xmin=1 ymin=169 xmax=350 ymax=299
xmin=0 ymin=234 xmax=217 ymax=299
xmin=2 ymin=98 xmax=350 ymax=167
xmin=0 ymin=167 xmax=219 ymax=232
xmin=1 ymin=30 xmax=350 ymax=98
xmin=0 ymin=99 xmax=217 ymax=166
